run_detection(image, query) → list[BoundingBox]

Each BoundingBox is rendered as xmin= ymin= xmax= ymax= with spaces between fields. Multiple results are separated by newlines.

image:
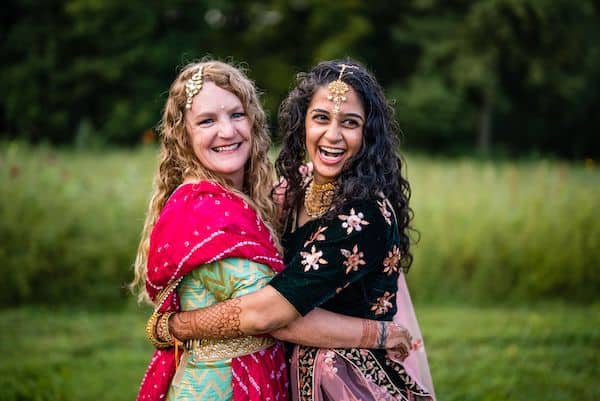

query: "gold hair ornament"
xmin=327 ymin=64 xmax=358 ymax=114
xmin=185 ymin=66 xmax=204 ymax=109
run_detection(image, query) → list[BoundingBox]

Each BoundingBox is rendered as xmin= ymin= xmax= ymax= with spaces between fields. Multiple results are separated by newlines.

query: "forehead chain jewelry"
xmin=327 ymin=64 xmax=358 ymax=114
xmin=185 ymin=65 xmax=204 ymax=109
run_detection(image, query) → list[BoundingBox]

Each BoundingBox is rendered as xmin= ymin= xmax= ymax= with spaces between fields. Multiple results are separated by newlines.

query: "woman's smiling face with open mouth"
xmin=185 ymin=81 xmax=252 ymax=189
xmin=304 ymin=85 xmax=364 ymax=184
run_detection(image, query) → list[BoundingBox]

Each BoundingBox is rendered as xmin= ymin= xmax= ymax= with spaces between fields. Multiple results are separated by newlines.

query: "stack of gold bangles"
xmin=145 ymin=311 xmax=176 ymax=349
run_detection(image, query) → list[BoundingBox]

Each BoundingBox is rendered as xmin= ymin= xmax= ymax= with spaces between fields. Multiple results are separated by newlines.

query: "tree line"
xmin=1 ymin=0 xmax=598 ymax=158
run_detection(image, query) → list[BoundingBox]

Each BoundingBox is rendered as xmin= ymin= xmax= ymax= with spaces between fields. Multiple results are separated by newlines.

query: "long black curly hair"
xmin=275 ymin=59 xmax=415 ymax=271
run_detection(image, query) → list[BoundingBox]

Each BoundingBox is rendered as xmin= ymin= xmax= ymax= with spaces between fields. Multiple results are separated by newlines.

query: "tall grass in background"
xmin=1 ymin=142 xmax=155 ymax=306
xmin=1 ymin=142 xmax=598 ymax=306
xmin=407 ymin=157 xmax=599 ymax=303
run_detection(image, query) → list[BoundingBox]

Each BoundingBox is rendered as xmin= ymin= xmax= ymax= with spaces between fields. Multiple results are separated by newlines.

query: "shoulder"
xmin=335 ymin=197 xmax=392 ymax=233
xmin=151 ymin=181 xmax=249 ymax=242
xmin=304 ymin=198 xmax=391 ymax=248
xmin=160 ymin=181 xmax=248 ymax=220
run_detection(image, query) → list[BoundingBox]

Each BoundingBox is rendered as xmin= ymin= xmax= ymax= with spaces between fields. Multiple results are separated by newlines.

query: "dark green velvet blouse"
xmin=269 ymin=198 xmax=402 ymax=320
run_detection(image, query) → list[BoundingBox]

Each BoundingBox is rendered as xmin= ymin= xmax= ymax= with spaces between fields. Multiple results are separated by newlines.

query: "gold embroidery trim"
xmin=185 ymin=336 xmax=275 ymax=361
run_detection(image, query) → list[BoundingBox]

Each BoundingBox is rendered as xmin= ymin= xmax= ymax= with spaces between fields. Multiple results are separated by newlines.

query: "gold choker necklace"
xmin=304 ymin=180 xmax=338 ymax=218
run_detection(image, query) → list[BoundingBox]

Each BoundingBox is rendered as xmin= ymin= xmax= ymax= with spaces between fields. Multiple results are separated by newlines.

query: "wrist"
xmin=377 ymin=321 xmax=387 ymax=348
xmin=145 ymin=311 xmax=175 ymax=349
xmin=157 ymin=312 xmax=176 ymax=343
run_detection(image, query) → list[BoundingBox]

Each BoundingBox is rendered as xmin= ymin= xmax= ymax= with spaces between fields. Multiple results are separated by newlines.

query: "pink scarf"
xmin=136 ymin=181 xmax=284 ymax=401
xmin=392 ymin=273 xmax=436 ymax=399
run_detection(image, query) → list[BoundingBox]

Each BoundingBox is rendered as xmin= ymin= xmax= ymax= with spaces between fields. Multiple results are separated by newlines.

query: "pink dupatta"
xmin=391 ymin=273 xmax=436 ymax=399
xmin=136 ymin=181 xmax=285 ymax=401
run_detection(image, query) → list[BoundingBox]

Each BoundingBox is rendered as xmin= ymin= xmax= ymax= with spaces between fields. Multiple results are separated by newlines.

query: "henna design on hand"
xmin=169 ymin=298 xmax=243 ymax=341
xmin=386 ymin=322 xmax=412 ymax=361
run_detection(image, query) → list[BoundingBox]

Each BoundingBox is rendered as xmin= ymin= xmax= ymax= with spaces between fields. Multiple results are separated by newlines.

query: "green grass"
xmin=0 ymin=303 xmax=597 ymax=401
xmin=406 ymin=157 xmax=600 ymax=303
xmin=2 ymin=144 xmax=598 ymax=306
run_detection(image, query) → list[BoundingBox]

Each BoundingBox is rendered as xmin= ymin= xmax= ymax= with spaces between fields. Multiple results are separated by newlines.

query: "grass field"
xmin=1 ymin=144 xmax=598 ymax=400
xmin=1 ymin=303 xmax=598 ymax=401
xmin=2 ymin=144 xmax=598 ymax=306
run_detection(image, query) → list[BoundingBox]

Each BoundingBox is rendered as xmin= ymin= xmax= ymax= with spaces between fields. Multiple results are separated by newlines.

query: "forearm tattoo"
xmin=169 ymin=298 xmax=243 ymax=341
xmin=360 ymin=320 xmax=379 ymax=348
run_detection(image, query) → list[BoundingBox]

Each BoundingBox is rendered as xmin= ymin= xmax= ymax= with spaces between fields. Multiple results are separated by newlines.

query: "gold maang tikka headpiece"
xmin=327 ymin=64 xmax=358 ymax=114
xmin=185 ymin=65 xmax=204 ymax=109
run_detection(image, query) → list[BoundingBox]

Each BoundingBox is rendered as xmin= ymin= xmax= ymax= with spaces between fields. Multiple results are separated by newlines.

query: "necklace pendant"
xmin=304 ymin=180 xmax=338 ymax=218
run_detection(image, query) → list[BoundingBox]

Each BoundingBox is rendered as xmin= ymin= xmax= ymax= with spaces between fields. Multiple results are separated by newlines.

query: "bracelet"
xmin=145 ymin=312 xmax=173 ymax=349
xmin=377 ymin=321 xmax=387 ymax=349
xmin=157 ymin=312 xmax=176 ymax=345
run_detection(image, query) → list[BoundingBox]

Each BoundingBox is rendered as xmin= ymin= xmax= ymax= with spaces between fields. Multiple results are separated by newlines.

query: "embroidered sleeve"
xmin=269 ymin=200 xmax=391 ymax=315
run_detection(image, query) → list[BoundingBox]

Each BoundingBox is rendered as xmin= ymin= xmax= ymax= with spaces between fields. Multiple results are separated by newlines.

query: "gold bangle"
xmin=157 ymin=312 xmax=176 ymax=345
xmin=145 ymin=312 xmax=172 ymax=349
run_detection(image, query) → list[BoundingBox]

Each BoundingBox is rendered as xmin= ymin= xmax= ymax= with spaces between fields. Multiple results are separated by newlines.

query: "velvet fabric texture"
xmin=270 ymin=197 xmax=434 ymax=400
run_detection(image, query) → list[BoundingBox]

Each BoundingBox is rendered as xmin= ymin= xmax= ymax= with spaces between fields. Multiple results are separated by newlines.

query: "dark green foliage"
xmin=1 ymin=0 xmax=598 ymax=157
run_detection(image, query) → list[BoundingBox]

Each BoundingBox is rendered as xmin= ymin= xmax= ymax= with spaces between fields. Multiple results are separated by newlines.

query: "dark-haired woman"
xmin=157 ymin=60 xmax=436 ymax=401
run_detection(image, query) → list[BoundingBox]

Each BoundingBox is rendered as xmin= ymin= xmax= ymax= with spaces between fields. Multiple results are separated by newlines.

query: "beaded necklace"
xmin=304 ymin=180 xmax=339 ymax=218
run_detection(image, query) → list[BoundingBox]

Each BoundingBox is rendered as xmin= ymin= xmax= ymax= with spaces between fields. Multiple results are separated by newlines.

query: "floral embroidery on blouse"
xmin=371 ymin=291 xmax=395 ymax=315
xmin=300 ymin=245 xmax=328 ymax=272
xmin=304 ymin=226 xmax=328 ymax=247
xmin=382 ymin=245 xmax=401 ymax=275
xmin=377 ymin=200 xmax=392 ymax=225
xmin=340 ymin=244 xmax=366 ymax=274
xmin=338 ymin=208 xmax=370 ymax=234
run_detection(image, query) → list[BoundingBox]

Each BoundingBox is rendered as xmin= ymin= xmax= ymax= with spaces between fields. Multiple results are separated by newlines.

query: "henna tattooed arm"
xmin=169 ymin=285 xmax=298 ymax=340
xmin=167 ymin=285 xmax=411 ymax=356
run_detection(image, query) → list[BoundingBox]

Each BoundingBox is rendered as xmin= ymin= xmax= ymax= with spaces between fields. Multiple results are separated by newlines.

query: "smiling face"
xmin=185 ymin=81 xmax=252 ymax=189
xmin=304 ymin=85 xmax=365 ymax=184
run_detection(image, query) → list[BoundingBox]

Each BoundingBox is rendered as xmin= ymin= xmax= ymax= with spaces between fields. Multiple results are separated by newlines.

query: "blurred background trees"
xmin=1 ymin=0 xmax=598 ymax=157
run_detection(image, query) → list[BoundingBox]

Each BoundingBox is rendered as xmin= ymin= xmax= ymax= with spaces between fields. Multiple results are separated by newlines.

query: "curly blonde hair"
xmin=131 ymin=60 xmax=278 ymax=304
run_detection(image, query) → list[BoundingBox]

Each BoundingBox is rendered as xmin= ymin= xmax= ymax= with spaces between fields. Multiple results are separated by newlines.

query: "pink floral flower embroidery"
xmin=304 ymin=226 xmax=328 ymax=247
xmin=377 ymin=200 xmax=392 ymax=225
xmin=382 ymin=245 xmax=401 ymax=275
xmin=322 ymin=350 xmax=338 ymax=377
xmin=300 ymin=245 xmax=328 ymax=272
xmin=340 ymin=244 xmax=366 ymax=274
xmin=338 ymin=208 xmax=370 ymax=234
xmin=371 ymin=291 xmax=395 ymax=315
